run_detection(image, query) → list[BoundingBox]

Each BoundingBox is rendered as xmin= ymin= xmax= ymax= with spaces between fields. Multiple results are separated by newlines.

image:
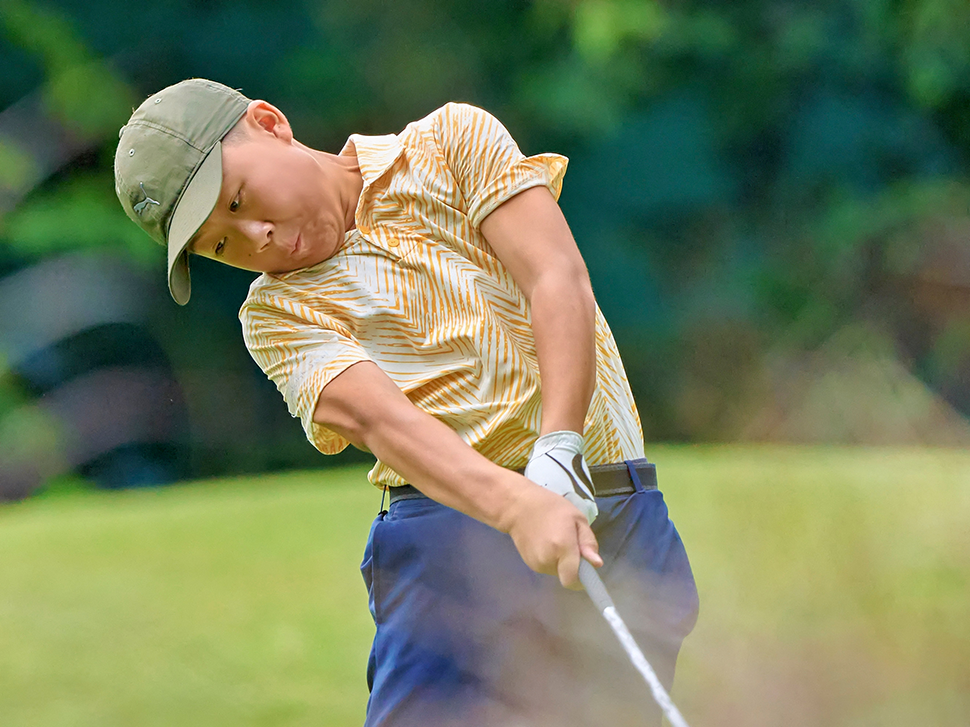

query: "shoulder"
xmin=238 ymin=274 xmax=278 ymax=327
xmin=405 ymin=102 xmax=506 ymax=144
xmin=413 ymin=101 xmax=489 ymax=126
xmin=241 ymin=272 xmax=279 ymax=306
xmin=238 ymin=273 xmax=303 ymax=324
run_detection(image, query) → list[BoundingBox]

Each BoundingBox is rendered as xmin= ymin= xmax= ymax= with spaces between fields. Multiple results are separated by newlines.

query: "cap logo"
xmin=133 ymin=182 xmax=160 ymax=216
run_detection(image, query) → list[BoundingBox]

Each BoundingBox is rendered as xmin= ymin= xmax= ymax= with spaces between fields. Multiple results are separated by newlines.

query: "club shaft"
xmin=578 ymin=559 xmax=691 ymax=727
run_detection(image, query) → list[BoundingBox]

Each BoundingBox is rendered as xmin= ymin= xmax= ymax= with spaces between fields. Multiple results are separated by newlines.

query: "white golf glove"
xmin=524 ymin=430 xmax=598 ymax=525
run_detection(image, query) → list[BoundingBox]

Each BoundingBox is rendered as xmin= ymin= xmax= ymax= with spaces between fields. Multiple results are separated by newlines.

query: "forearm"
xmin=529 ymin=273 xmax=597 ymax=435
xmin=313 ymin=361 xmax=521 ymax=531
xmin=358 ymin=404 xmax=523 ymax=530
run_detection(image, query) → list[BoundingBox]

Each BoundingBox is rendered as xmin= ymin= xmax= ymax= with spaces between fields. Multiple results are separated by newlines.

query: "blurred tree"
xmin=1 ymin=0 xmax=968 ymax=472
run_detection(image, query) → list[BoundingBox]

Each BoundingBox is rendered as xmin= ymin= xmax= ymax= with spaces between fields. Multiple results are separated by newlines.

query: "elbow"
xmin=535 ymin=267 xmax=596 ymax=312
xmin=313 ymin=407 xmax=369 ymax=451
xmin=311 ymin=361 xmax=419 ymax=454
xmin=575 ymin=274 xmax=596 ymax=310
xmin=313 ymin=392 xmax=377 ymax=451
xmin=313 ymin=390 xmax=415 ymax=455
xmin=334 ymin=418 xmax=373 ymax=453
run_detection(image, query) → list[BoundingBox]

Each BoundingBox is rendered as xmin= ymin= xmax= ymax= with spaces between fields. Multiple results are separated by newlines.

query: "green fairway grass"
xmin=0 ymin=468 xmax=379 ymax=727
xmin=1 ymin=446 xmax=968 ymax=726
xmin=666 ymin=446 xmax=970 ymax=727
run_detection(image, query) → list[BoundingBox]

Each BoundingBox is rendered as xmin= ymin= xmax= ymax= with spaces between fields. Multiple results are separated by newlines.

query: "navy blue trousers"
xmin=360 ymin=476 xmax=698 ymax=727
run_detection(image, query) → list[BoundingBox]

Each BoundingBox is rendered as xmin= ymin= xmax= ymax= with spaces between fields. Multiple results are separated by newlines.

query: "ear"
xmin=244 ymin=100 xmax=293 ymax=142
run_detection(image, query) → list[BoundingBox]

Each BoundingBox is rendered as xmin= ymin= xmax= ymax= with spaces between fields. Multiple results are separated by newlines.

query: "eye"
xmin=229 ymin=193 xmax=241 ymax=213
xmin=215 ymin=238 xmax=226 ymax=256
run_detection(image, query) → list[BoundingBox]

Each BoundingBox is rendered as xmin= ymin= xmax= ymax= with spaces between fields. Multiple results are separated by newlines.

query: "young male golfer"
xmin=114 ymin=78 xmax=698 ymax=726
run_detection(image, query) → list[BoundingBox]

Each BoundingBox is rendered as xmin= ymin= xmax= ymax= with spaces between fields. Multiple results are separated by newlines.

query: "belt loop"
xmin=625 ymin=460 xmax=646 ymax=494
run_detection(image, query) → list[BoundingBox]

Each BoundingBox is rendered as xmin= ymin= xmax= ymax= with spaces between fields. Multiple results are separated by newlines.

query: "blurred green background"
xmin=3 ymin=0 xmax=970 ymax=492
xmin=0 ymin=0 xmax=968 ymax=725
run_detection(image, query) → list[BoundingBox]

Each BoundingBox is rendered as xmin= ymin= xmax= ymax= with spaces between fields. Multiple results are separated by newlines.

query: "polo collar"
xmin=339 ymin=132 xmax=404 ymax=188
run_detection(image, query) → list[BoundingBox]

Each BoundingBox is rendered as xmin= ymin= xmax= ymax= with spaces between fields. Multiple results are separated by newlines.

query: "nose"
xmin=238 ymin=219 xmax=273 ymax=250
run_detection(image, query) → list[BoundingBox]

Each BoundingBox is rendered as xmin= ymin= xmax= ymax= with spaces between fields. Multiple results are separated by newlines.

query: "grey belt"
xmin=387 ymin=458 xmax=657 ymax=504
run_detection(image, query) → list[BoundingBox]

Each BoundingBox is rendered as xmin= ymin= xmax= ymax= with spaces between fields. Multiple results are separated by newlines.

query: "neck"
xmin=338 ymin=153 xmax=365 ymax=231
xmin=301 ymin=141 xmax=364 ymax=231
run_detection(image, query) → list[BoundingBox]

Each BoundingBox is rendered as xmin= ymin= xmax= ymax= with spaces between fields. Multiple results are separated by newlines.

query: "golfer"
xmin=114 ymin=78 xmax=697 ymax=726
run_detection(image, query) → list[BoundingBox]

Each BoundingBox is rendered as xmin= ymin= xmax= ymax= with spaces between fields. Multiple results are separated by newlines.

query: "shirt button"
xmin=388 ymin=239 xmax=399 ymax=247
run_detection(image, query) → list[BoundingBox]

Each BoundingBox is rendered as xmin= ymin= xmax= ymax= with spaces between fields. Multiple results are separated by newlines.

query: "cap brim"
xmin=167 ymin=142 xmax=224 ymax=305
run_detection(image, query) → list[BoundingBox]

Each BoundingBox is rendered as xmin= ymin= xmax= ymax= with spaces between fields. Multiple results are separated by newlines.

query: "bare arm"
xmin=313 ymin=360 xmax=601 ymax=587
xmin=479 ymin=186 xmax=597 ymax=435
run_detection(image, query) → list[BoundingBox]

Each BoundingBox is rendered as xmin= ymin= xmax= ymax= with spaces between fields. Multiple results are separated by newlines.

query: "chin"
xmin=305 ymin=236 xmax=338 ymax=265
xmin=267 ymin=254 xmax=304 ymax=275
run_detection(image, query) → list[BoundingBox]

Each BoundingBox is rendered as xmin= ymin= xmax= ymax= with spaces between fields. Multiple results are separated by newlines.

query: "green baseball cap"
xmin=114 ymin=78 xmax=250 ymax=305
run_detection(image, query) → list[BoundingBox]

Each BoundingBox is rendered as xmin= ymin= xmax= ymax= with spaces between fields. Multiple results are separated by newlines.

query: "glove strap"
xmin=532 ymin=430 xmax=584 ymax=456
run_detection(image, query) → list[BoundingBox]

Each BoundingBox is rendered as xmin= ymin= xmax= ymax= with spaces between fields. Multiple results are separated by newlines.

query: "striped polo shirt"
xmin=239 ymin=102 xmax=644 ymax=488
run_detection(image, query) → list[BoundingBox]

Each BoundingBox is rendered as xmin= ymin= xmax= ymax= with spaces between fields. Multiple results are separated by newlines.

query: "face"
xmin=189 ymin=102 xmax=356 ymax=274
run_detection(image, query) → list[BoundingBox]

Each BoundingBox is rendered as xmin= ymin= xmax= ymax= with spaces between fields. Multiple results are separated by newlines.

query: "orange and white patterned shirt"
xmin=239 ymin=103 xmax=644 ymax=488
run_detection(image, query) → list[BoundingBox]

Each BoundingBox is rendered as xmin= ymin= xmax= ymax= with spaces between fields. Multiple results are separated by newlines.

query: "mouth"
xmin=292 ymin=234 xmax=302 ymax=255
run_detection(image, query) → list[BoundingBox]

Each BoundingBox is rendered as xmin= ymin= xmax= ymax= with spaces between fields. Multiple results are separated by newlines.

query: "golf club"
xmin=578 ymin=559 xmax=692 ymax=727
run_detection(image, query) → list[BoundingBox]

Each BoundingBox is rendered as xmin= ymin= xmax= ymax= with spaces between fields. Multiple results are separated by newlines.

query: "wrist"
xmin=494 ymin=473 xmax=543 ymax=535
xmin=539 ymin=420 xmax=585 ymax=438
xmin=480 ymin=465 xmax=540 ymax=535
xmin=532 ymin=430 xmax=585 ymax=458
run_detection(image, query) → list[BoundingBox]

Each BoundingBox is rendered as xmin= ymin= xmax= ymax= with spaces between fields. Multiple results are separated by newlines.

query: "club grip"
xmin=578 ymin=558 xmax=614 ymax=613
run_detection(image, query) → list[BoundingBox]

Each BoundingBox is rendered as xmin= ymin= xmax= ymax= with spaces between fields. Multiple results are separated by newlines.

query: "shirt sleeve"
xmin=432 ymin=102 xmax=568 ymax=228
xmin=239 ymin=294 xmax=372 ymax=455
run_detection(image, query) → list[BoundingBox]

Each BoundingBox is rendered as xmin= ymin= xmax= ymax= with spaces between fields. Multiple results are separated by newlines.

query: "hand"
xmin=498 ymin=480 xmax=602 ymax=589
xmin=524 ymin=430 xmax=598 ymax=525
